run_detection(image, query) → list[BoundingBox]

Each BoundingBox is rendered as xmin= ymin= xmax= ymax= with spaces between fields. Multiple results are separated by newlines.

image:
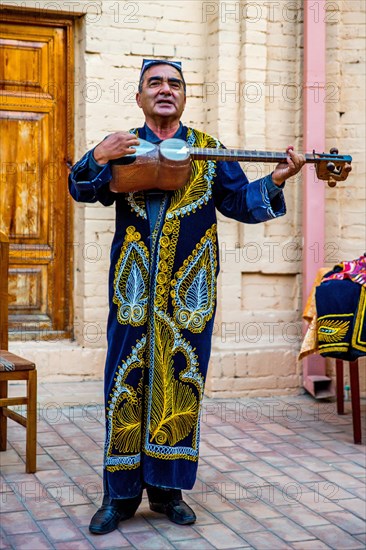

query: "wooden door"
xmin=0 ymin=13 xmax=74 ymax=340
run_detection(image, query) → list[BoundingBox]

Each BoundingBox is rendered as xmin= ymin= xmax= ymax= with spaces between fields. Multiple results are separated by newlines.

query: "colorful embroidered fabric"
xmin=316 ymin=258 xmax=366 ymax=360
xmin=321 ymin=254 xmax=366 ymax=287
xmin=69 ymin=125 xmax=286 ymax=499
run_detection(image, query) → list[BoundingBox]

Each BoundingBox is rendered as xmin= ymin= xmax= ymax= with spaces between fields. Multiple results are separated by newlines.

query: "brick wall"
xmin=6 ymin=0 xmax=365 ymax=396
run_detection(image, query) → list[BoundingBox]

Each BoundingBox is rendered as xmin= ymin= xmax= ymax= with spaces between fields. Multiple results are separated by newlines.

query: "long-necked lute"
xmin=109 ymin=138 xmax=352 ymax=193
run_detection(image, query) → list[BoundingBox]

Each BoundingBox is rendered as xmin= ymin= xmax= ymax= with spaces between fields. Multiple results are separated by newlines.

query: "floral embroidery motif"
xmin=171 ymin=225 xmax=218 ymax=333
xmin=106 ymin=129 xmax=222 ymax=473
xmin=105 ymin=336 xmax=146 ymax=471
xmin=144 ymin=310 xmax=203 ymax=461
xmin=113 ymin=226 xmax=149 ymax=326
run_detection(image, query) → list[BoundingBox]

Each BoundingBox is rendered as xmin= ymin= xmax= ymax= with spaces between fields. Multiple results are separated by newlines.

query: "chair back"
xmin=0 ymin=231 xmax=9 ymax=350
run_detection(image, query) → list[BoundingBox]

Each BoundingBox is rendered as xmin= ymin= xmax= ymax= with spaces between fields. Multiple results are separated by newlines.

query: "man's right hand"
xmin=93 ymin=132 xmax=140 ymax=165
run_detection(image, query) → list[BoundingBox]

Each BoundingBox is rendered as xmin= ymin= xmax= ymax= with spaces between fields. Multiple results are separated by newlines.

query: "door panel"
xmin=1 ymin=111 xmax=49 ymax=239
xmin=0 ymin=19 xmax=73 ymax=339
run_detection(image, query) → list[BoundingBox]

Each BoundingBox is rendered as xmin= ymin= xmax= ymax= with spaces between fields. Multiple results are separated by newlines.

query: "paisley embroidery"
xmin=113 ymin=226 xmax=149 ymax=326
xmin=317 ymin=319 xmax=350 ymax=343
xmin=166 ymin=129 xmax=219 ymax=219
xmin=171 ymin=225 xmax=218 ymax=333
xmin=106 ymin=129 xmax=222 ymax=475
xmin=105 ymin=336 xmax=146 ymax=471
xmin=149 ymin=315 xmax=197 ymax=446
xmin=144 ymin=310 xmax=204 ymax=461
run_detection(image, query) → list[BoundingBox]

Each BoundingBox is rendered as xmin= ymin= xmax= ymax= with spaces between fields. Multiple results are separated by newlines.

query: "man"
xmin=69 ymin=59 xmax=305 ymax=535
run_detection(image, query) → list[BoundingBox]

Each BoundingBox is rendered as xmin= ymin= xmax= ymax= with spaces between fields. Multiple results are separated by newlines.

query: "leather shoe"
xmin=150 ymin=498 xmax=196 ymax=525
xmin=147 ymin=487 xmax=196 ymax=525
xmin=89 ymin=493 xmax=142 ymax=535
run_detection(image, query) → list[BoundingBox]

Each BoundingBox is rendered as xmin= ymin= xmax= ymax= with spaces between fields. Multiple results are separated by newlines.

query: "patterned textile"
xmin=321 ymin=254 xmax=366 ymax=287
xmin=298 ymin=268 xmax=329 ymax=360
xmin=316 ymin=276 xmax=366 ymax=361
xmin=69 ymin=125 xmax=286 ymax=499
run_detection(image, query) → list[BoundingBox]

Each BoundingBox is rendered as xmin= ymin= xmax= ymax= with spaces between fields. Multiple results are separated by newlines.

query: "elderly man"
xmin=69 ymin=59 xmax=305 ymax=535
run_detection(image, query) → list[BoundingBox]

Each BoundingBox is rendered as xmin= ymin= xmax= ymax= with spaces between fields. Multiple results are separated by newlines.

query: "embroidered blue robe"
xmin=69 ymin=124 xmax=286 ymax=499
xmin=316 ymin=267 xmax=366 ymax=361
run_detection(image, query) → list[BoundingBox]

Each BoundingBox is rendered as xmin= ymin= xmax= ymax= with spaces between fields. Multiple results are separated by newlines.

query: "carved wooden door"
xmin=0 ymin=15 xmax=74 ymax=340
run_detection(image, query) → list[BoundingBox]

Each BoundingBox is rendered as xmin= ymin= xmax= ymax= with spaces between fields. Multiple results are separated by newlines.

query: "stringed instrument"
xmin=109 ymin=138 xmax=352 ymax=193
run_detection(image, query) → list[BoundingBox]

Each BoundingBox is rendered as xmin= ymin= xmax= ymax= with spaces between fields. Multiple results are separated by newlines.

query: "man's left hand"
xmin=272 ymin=145 xmax=306 ymax=186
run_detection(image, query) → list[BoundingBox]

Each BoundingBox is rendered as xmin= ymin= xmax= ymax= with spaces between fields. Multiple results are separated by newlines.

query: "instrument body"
xmin=109 ymin=138 xmax=352 ymax=193
xmin=109 ymin=139 xmax=191 ymax=193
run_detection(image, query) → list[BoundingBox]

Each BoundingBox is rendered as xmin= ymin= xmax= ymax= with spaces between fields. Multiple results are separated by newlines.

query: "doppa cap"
xmin=140 ymin=59 xmax=183 ymax=79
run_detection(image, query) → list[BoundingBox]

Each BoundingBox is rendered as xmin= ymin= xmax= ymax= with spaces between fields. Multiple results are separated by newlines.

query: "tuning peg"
xmin=327 ymin=162 xmax=336 ymax=172
xmin=330 ymin=147 xmax=339 ymax=155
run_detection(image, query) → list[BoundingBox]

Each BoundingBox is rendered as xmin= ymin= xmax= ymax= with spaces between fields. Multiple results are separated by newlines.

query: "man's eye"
xmin=170 ymin=82 xmax=181 ymax=90
xmin=149 ymin=81 xmax=160 ymax=87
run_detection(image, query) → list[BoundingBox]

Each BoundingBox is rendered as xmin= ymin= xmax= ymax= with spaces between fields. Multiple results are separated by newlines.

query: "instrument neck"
xmin=189 ymin=147 xmax=315 ymax=163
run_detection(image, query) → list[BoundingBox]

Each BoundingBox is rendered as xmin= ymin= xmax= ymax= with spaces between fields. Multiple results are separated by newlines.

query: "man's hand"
xmin=93 ymin=132 xmax=140 ymax=165
xmin=271 ymin=145 xmax=306 ymax=186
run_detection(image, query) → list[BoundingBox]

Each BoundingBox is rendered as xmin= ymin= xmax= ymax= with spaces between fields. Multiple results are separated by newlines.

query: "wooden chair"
xmin=335 ymin=359 xmax=362 ymax=444
xmin=0 ymin=231 xmax=37 ymax=472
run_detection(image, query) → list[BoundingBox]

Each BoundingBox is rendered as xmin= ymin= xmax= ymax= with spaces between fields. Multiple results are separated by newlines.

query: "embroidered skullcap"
xmin=140 ymin=59 xmax=183 ymax=79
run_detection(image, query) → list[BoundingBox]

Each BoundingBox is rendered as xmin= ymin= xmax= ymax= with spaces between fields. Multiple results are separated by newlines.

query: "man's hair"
xmin=138 ymin=59 xmax=186 ymax=94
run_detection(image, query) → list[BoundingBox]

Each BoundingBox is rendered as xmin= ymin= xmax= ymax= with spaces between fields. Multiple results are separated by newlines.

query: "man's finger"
xmin=125 ymin=136 xmax=139 ymax=144
xmin=286 ymin=155 xmax=295 ymax=169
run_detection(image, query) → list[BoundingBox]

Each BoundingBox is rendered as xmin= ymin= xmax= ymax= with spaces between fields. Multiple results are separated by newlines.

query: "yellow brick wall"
xmin=5 ymin=0 xmax=365 ymax=396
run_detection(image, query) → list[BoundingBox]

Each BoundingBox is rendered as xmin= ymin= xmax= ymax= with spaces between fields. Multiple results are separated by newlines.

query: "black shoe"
xmin=147 ymin=487 xmax=196 ymax=525
xmin=89 ymin=493 xmax=142 ymax=535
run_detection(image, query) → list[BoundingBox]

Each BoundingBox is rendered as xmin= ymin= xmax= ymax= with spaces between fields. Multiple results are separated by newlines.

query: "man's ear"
xmin=136 ymin=92 xmax=142 ymax=108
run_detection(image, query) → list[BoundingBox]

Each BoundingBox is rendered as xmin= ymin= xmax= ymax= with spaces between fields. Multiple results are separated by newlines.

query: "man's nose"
xmin=159 ymin=81 xmax=172 ymax=94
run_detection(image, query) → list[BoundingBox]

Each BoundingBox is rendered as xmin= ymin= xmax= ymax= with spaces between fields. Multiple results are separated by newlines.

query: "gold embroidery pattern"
xmin=107 ymin=128 xmax=221 ymax=468
xmin=167 ymin=129 xmax=219 ymax=218
xmin=144 ymin=311 xmax=204 ymax=461
xmin=105 ymin=336 xmax=146 ymax=471
xmin=154 ymin=219 xmax=181 ymax=311
xmin=126 ymin=191 xmax=147 ymax=219
xmin=113 ymin=226 xmax=150 ymax=326
xmin=317 ymin=319 xmax=350 ymax=343
xmin=352 ymin=287 xmax=366 ymax=352
xmin=171 ymin=225 xmax=217 ymax=333
xmin=150 ymin=316 xmax=198 ymax=446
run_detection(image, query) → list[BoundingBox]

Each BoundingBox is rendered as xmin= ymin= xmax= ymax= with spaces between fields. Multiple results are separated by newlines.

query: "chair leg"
xmin=26 ymin=370 xmax=37 ymax=473
xmin=0 ymin=380 xmax=8 ymax=451
xmin=335 ymin=359 xmax=344 ymax=415
xmin=349 ymin=360 xmax=361 ymax=444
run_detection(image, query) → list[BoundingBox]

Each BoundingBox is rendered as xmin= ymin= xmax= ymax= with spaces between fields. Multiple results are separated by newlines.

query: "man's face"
xmin=136 ymin=64 xmax=186 ymax=122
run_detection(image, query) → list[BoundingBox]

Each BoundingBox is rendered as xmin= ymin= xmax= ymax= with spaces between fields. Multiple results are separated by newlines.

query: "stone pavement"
xmin=1 ymin=381 xmax=365 ymax=550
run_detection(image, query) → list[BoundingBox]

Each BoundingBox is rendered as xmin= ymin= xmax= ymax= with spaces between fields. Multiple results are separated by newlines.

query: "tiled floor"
xmin=1 ymin=382 xmax=365 ymax=550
